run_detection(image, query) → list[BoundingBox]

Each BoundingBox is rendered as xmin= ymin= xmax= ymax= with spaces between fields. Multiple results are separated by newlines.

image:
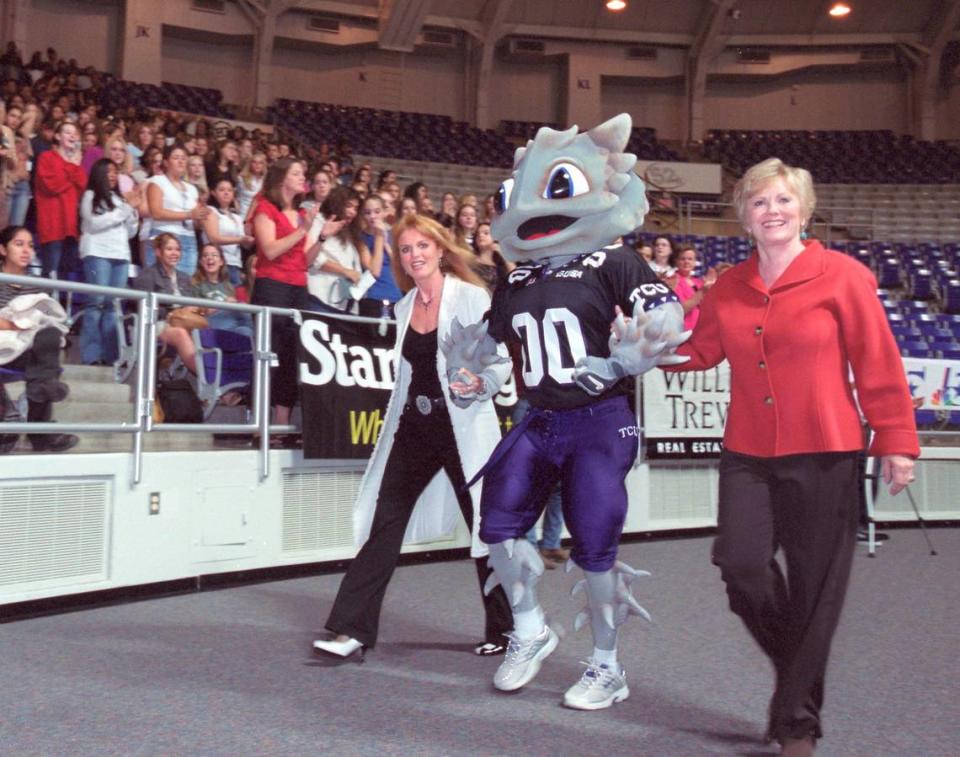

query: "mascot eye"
xmin=544 ymin=163 xmax=589 ymax=200
xmin=495 ymin=179 xmax=514 ymax=214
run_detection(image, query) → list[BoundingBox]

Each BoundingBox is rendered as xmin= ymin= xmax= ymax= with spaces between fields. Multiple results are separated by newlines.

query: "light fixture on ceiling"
xmin=606 ymin=0 xmax=627 ymax=11
xmin=829 ymin=2 xmax=851 ymax=17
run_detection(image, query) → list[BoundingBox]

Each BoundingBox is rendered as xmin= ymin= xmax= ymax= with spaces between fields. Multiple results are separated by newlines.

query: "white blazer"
xmin=351 ymin=275 xmax=511 ymax=558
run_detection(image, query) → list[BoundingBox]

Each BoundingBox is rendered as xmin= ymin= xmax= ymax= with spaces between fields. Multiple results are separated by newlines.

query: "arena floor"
xmin=1 ymin=529 xmax=957 ymax=756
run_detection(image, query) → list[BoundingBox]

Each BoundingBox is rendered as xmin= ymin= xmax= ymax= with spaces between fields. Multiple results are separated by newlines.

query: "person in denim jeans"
xmin=78 ymin=159 xmax=139 ymax=365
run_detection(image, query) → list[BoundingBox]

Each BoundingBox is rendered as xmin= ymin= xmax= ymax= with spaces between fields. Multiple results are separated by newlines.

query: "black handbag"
xmin=155 ymin=378 xmax=203 ymax=423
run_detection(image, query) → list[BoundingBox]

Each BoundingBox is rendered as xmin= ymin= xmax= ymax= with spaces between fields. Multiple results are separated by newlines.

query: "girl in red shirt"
xmin=34 ymin=120 xmax=86 ymax=279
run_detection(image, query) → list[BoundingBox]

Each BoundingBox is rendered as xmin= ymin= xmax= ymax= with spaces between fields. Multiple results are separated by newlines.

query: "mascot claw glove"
xmin=573 ymin=300 xmax=691 ymax=396
xmin=441 ymin=317 xmax=509 ymax=407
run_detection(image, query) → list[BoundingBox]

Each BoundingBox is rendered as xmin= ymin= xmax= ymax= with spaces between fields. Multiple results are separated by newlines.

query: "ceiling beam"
xmin=378 ymin=0 xmax=433 ymax=53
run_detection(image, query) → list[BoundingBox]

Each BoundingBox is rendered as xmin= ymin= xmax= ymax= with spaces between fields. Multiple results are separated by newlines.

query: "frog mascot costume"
xmin=442 ymin=113 xmax=689 ymax=710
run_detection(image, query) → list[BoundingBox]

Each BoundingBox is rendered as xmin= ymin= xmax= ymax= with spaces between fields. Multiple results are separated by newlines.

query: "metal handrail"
xmin=0 ymin=272 xmax=397 ymax=484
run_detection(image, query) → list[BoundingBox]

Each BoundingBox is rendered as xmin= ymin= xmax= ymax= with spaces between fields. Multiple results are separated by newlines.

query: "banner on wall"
xmin=641 ymin=362 xmax=731 ymax=460
xmin=641 ymin=356 xmax=960 ymax=460
xmin=903 ymin=357 xmax=960 ymax=411
xmin=298 ymin=314 xmax=397 ymax=460
xmin=298 ymin=313 xmax=520 ymax=460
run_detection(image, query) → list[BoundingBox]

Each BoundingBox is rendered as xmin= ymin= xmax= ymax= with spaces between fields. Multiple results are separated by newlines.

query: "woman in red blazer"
xmin=666 ymin=158 xmax=918 ymax=756
xmin=34 ymin=120 xmax=86 ymax=279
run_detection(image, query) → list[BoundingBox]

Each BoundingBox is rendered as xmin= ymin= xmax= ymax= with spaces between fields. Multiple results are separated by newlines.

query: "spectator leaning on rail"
xmin=663 ymin=157 xmax=919 ymax=757
xmin=0 ymin=225 xmax=77 ymax=453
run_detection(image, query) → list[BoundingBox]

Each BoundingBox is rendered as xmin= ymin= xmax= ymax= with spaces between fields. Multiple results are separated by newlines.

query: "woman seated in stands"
xmin=186 ymin=154 xmax=209 ymax=206
xmin=300 ymin=168 xmax=333 ymax=214
xmin=192 ymin=244 xmax=252 ymax=340
xmin=471 ymin=221 xmax=511 ymax=294
xmin=403 ymin=181 xmax=430 ymax=214
xmin=313 ymin=213 xmax=512 ymax=660
xmin=202 ymin=178 xmax=252 ymax=287
xmin=453 ymin=202 xmax=478 ymax=248
xmin=132 ymin=233 xmax=198 ymax=374
xmin=669 ymin=244 xmax=717 ymax=331
xmin=356 ymin=194 xmax=401 ymax=319
xmin=437 ymin=192 xmax=457 ymax=229
xmin=105 ymin=134 xmax=136 ymax=195
xmin=399 ymin=196 xmax=418 ymax=218
xmin=127 ymin=123 xmax=153 ymax=163
xmin=78 ymin=158 xmax=139 ymax=366
xmin=206 ymin=139 xmax=240 ymax=187
xmin=0 ymin=225 xmax=77 ymax=453
xmin=146 ymin=143 xmax=208 ymax=273
xmin=307 ymin=185 xmax=364 ymax=313
xmin=236 ymin=151 xmax=266 ymax=220
xmin=649 ymin=234 xmax=677 ymax=281
xmin=480 ymin=193 xmax=496 ymax=224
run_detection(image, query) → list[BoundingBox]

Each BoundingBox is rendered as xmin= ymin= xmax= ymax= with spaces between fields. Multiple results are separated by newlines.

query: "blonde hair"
xmin=105 ymin=135 xmax=133 ymax=174
xmin=391 ymin=213 xmax=485 ymax=293
xmin=732 ymin=157 xmax=816 ymax=228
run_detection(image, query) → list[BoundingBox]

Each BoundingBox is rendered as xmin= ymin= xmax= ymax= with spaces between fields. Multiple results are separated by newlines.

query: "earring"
xmin=800 ymin=224 xmax=809 ymax=241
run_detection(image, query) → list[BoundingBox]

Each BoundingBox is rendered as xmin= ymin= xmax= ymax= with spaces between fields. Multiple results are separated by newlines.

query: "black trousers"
xmin=250 ymin=278 xmax=309 ymax=409
xmin=325 ymin=404 xmax=513 ymax=648
xmin=6 ymin=327 xmax=62 ymax=446
xmin=713 ymin=449 xmax=861 ymax=742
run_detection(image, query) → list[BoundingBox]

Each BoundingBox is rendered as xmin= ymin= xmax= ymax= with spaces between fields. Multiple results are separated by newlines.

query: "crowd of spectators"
xmin=0 ymin=43 xmax=513 ymax=452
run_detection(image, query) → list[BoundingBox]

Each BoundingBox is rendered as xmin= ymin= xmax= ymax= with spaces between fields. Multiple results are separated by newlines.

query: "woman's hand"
xmin=345 ymin=269 xmax=362 ymax=284
xmin=322 ymin=216 xmax=347 ymax=239
xmin=302 ymin=203 xmax=320 ymax=229
xmin=703 ymin=267 xmax=718 ymax=289
xmin=881 ymin=454 xmax=916 ymax=496
xmin=191 ymin=205 xmax=210 ymax=223
xmin=449 ymin=367 xmax=484 ymax=397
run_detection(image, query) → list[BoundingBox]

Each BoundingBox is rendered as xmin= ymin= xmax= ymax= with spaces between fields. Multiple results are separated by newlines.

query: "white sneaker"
xmin=493 ymin=625 xmax=559 ymax=691
xmin=562 ymin=660 xmax=630 ymax=710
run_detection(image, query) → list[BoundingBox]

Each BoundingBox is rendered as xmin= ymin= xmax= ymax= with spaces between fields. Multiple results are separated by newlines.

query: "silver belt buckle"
xmin=415 ymin=395 xmax=432 ymax=415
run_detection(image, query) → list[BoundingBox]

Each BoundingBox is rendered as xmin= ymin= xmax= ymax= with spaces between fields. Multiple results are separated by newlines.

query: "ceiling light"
xmin=829 ymin=3 xmax=851 ymax=17
xmin=606 ymin=0 xmax=627 ymax=11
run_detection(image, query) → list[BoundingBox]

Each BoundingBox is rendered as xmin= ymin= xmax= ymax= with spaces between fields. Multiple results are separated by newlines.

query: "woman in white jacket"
xmin=314 ymin=213 xmax=513 ymax=659
xmin=79 ymin=158 xmax=139 ymax=366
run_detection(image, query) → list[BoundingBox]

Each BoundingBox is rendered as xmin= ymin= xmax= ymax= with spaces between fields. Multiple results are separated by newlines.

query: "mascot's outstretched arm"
xmin=573 ymin=300 xmax=690 ymax=396
xmin=440 ymin=316 xmax=509 ymax=407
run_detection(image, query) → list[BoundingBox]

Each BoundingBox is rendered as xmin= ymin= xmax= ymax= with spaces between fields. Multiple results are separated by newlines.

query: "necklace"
xmin=416 ymin=291 xmax=434 ymax=309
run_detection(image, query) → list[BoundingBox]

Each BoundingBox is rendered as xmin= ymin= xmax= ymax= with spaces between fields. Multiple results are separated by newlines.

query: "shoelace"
xmin=576 ymin=660 xmax=620 ymax=689
xmin=503 ymin=631 xmax=543 ymax=663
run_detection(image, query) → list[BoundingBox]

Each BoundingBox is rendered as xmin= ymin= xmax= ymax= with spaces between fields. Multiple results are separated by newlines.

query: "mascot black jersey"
xmin=487 ymin=245 xmax=674 ymax=409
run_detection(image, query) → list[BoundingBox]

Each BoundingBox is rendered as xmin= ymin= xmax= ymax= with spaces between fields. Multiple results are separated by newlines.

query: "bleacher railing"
xmin=0 ymin=272 xmax=396 ymax=486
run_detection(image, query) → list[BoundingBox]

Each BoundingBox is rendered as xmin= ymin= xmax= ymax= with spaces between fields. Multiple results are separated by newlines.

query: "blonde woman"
xmin=314 ymin=213 xmax=513 ymax=660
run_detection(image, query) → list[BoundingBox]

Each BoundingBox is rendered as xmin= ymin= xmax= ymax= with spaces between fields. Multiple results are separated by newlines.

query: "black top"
xmin=487 ymin=245 xmax=677 ymax=409
xmin=403 ymin=327 xmax=442 ymax=400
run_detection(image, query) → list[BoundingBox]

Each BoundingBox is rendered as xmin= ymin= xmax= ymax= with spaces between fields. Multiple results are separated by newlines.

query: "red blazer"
xmin=666 ymin=241 xmax=919 ymax=459
xmin=34 ymin=150 xmax=87 ymax=244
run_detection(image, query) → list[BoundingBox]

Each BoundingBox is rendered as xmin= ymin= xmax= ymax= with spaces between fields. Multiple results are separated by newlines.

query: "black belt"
xmin=404 ymin=394 xmax=446 ymax=416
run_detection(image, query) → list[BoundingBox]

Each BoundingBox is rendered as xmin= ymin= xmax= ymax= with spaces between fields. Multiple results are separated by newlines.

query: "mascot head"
xmin=490 ymin=113 xmax=649 ymax=263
